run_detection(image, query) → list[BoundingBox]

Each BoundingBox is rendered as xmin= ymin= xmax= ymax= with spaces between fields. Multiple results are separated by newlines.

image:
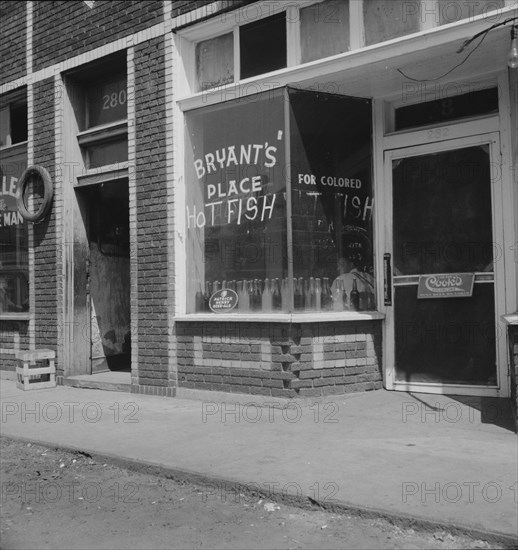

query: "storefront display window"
xmin=289 ymin=88 xmax=374 ymax=312
xmin=185 ymin=87 xmax=374 ymax=314
xmin=0 ymin=145 xmax=28 ymax=313
xmin=185 ymin=89 xmax=288 ymax=313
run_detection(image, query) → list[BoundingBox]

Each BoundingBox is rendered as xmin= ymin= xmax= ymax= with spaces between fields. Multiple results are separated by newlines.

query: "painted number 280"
xmin=102 ymin=90 xmax=127 ymax=110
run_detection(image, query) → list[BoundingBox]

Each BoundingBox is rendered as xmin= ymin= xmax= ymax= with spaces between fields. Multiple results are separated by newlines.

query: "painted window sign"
xmin=0 ymin=147 xmax=29 ymax=313
xmin=188 ymin=140 xmax=281 ymax=229
xmin=185 ymin=89 xmax=287 ymax=314
xmin=417 ymin=273 xmax=475 ymax=299
xmin=0 ymin=175 xmax=23 ymax=226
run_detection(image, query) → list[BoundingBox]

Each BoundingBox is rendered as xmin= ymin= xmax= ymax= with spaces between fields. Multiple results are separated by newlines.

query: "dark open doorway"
xmin=77 ymin=179 xmax=131 ymax=373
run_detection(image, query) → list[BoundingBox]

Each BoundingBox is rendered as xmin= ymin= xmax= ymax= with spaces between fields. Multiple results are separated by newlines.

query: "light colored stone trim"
xmin=26 ymin=72 xmax=35 ymax=350
xmin=26 ymin=1 xmax=33 ymax=74
xmin=54 ymin=72 xmax=65 ymax=372
xmin=165 ymin=31 xmax=177 ymax=388
xmin=127 ymin=45 xmax=138 ymax=386
xmin=171 ymin=1 xmax=225 ymax=29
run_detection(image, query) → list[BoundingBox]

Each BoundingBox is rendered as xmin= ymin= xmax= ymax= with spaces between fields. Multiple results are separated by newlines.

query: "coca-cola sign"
xmin=417 ymin=273 xmax=474 ymax=299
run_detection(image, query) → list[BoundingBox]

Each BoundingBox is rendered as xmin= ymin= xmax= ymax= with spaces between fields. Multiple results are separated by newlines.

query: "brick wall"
xmin=171 ymin=0 xmax=255 ymax=22
xmin=33 ymin=78 xmax=59 ymax=373
xmin=33 ymin=0 xmax=163 ymax=72
xmin=0 ymin=1 xmax=26 ymax=82
xmin=133 ymin=36 xmax=172 ymax=396
xmin=176 ymin=321 xmax=383 ymax=398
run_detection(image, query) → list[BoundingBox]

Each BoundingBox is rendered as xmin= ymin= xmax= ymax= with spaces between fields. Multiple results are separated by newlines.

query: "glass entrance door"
xmin=384 ymin=134 xmax=506 ymax=396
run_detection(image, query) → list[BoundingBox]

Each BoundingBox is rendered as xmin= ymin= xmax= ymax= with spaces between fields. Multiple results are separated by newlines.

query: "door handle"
xmin=384 ymin=253 xmax=392 ymax=306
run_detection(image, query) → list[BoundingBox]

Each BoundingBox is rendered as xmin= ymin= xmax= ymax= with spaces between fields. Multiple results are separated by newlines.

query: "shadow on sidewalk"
xmin=406 ymin=392 xmax=516 ymax=433
xmin=450 ymin=395 xmax=516 ymax=433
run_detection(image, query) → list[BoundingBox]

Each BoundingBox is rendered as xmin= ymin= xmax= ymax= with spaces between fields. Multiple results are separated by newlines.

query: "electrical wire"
xmin=396 ymin=16 xmax=518 ymax=83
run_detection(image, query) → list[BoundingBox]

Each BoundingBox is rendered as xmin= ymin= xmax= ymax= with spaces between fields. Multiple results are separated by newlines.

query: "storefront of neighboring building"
xmin=1 ymin=1 xmax=517 ymax=419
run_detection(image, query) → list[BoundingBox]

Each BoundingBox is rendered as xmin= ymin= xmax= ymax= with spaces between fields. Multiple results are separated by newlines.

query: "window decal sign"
xmin=0 ymin=151 xmax=26 ymax=227
xmin=417 ymin=273 xmax=474 ymax=299
xmin=209 ymin=288 xmax=238 ymax=313
xmin=1 ymin=146 xmax=29 ymax=313
xmin=0 ymin=178 xmax=23 ymax=226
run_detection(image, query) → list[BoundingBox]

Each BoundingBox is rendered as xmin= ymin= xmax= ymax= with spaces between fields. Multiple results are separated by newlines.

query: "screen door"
xmin=383 ymin=134 xmax=506 ymax=396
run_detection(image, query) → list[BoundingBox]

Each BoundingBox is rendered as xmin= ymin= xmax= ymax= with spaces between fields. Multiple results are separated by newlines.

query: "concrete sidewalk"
xmin=0 ymin=379 xmax=516 ymax=542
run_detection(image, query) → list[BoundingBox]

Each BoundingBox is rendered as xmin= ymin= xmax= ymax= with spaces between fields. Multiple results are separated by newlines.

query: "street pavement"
xmin=0 ymin=378 xmax=516 ymax=542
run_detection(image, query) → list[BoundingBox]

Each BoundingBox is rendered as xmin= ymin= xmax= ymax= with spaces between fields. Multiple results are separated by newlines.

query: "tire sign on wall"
xmin=17 ymin=165 xmax=54 ymax=223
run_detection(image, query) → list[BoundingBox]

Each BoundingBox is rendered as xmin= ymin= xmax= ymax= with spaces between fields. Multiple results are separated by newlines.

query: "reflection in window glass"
xmin=300 ymin=0 xmax=350 ymax=64
xmin=185 ymin=90 xmax=287 ymax=313
xmin=196 ymin=33 xmax=234 ymax=91
xmin=289 ymin=88 xmax=375 ymax=312
xmin=0 ymin=147 xmax=29 ymax=313
xmin=240 ymin=12 xmax=286 ymax=79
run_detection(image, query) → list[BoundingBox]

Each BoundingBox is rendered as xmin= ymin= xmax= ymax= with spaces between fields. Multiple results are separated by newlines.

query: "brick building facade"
xmin=1 ymin=1 xmax=517 ymax=423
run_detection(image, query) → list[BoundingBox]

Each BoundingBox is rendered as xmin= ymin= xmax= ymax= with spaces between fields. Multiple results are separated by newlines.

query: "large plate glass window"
xmin=0 ymin=93 xmax=28 ymax=313
xmin=185 ymin=89 xmax=288 ymax=313
xmin=184 ymin=87 xmax=374 ymax=314
xmin=289 ymin=89 xmax=374 ymax=313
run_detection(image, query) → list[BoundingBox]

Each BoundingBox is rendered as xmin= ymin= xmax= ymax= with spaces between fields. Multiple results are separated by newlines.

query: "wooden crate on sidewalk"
xmin=15 ymin=349 xmax=56 ymax=390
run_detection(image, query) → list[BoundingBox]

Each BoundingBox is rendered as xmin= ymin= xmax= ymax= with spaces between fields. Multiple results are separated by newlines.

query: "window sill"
xmin=175 ymin=311 xmax=385 ymax=323
xmin=77 ymin=120 xmax=127 ymax=146
xmin=501 ymin=313 xmax=518 ymax=326
xmin=76 ymin=163 xmax=129 ymax=186
xmin=0 ymin=313 xmax=31 ymax=321
xmin=0 ymin=141 xmax=28 ymax=153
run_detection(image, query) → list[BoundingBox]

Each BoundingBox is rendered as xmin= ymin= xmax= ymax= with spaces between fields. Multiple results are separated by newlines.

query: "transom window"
xmin=65 ymin=52 xmax=128 ymax=170
xmin=192 ymin=0 xmax=352 ymax=92
xmin=179 ymin=0 xmax=507 ymax=94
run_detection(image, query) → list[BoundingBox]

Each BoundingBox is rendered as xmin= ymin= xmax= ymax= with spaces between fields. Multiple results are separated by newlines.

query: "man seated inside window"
xmin=331 ymin=247 xmax=375 ymax=311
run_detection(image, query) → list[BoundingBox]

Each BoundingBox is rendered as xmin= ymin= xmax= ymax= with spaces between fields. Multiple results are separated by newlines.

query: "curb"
xmin=3 ymin=434 xmax=517 ymax=548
